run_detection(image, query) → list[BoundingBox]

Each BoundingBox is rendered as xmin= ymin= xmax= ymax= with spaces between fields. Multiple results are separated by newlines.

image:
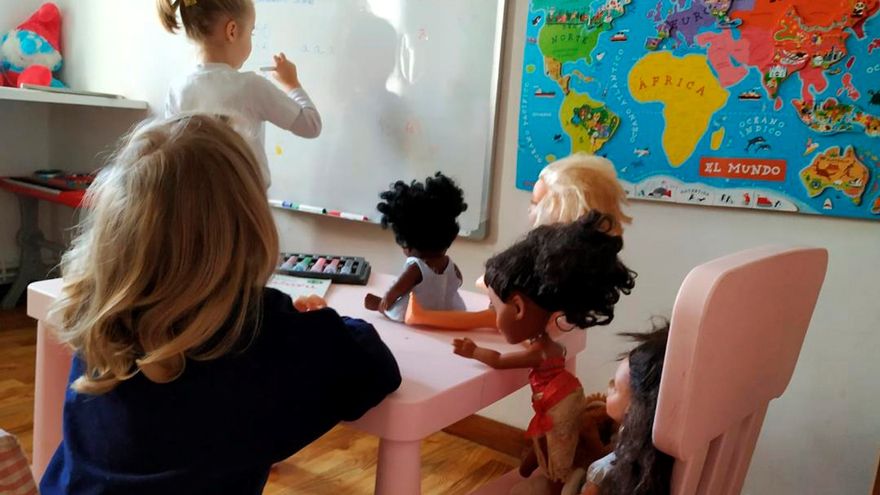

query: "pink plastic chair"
xmin=654 ymin=245 xmax=828 ymax=495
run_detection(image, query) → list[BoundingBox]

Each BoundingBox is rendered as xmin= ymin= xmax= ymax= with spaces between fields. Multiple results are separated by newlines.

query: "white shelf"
xmin=0 ymin=86 xmax=148 ymax=110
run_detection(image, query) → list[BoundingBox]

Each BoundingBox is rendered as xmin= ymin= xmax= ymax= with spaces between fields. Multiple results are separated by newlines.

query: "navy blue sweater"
xmin=40 ymin=288 xmax=401 ymax=494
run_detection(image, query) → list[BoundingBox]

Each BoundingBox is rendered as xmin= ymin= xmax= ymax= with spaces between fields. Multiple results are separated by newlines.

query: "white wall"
xmin=0 ymin=0 xmax=53 ymax=264
xmin=0 ymin=1 xmax=150 ymax=273
xmin=38 ymin=0 xmax=880 ymax=493
xmin=55 ymin=0 xmax=195 ymax=106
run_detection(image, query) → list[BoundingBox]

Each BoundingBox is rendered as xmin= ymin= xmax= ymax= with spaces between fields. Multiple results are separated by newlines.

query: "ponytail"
xmin=157 ymin=0 xmax=182 ymax=34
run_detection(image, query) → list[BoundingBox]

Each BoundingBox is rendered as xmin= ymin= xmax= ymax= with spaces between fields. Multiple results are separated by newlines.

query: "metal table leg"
xmin=1 ymin=196 xmax=59 ymax=309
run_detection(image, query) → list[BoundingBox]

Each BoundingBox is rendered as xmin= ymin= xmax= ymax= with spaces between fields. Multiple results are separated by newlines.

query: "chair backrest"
xmin=0 ymin=429 xmax=38 ymax=495
xmin=654 ymin=246 xmax=828 ymax=495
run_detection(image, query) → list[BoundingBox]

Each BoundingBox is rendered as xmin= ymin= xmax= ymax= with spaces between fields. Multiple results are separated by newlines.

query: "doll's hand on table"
xmin=363 ymin=293 xmax=392 ymax=315
xmin=365 ymin=294 xmax=393 ymax=314
xmin=294 ymin=295 xmax=327 ymax=312
xmin=378 ymin=297 xmax=393 ymax=315
xmin=453 ymin=338 xmax=478 ymax=358
xmin=364 ymin=293 xmax=381 ymax=311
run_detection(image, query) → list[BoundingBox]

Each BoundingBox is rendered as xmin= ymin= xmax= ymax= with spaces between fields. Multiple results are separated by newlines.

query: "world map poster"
xmin=516 ymin=0 xmax=880 ymax=220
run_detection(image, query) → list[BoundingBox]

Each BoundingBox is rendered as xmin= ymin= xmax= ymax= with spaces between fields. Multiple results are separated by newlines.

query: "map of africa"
xmin=517 ymin=0 xmax=880 ymax=220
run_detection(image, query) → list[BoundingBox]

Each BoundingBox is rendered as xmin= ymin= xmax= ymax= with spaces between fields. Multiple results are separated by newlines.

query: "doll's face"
xmin=528 ymin=178 xmax=548 ymax=225
xmin=487 ymin=287 xmax=549 ymax=344
xmin=606 ymin=358 xmax=632 ymax=423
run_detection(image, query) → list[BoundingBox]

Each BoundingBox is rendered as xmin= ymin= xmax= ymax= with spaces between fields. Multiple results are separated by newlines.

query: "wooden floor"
xmin=0 ymin=304 xmax=518 ymax=494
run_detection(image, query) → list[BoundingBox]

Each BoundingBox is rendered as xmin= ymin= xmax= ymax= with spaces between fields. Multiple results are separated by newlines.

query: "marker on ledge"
xmin=269 ymin=199 xmax=326 ymax=215
xmin=328 ymin=210 xmax=371 ymax=222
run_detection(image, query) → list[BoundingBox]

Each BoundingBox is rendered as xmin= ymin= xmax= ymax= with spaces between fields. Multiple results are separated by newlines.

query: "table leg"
xmin=31 ymin=321 xmax=73 ymax=483
xmin=2 ymin=196 xmax=52 ymax=309
xmin=375 ymin=438 xmax=422 ymax=495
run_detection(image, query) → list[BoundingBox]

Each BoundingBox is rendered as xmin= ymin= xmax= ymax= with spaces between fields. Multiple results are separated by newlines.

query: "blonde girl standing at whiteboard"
xmin=158 ymin=0 xmax=322 ymax=187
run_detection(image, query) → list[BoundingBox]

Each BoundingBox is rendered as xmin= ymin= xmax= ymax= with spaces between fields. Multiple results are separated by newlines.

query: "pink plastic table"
xmin=27 ymin=273 xmax=586 ymax=494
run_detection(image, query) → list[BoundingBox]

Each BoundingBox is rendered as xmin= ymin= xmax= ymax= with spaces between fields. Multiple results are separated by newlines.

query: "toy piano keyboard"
xmin=277 ymin=253 xmax=371 ymax=285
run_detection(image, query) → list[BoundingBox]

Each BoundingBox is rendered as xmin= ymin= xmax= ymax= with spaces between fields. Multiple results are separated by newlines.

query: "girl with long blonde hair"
xmin=41 ymin=115 xmax=400 ymax=494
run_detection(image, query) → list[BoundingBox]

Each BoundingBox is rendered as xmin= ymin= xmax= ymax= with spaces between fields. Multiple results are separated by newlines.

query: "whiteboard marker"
xmin=323 ymin=259 xmax=341 ymax=274
xmin=328 ymin=210 xmax=370 ymax=222
xmin=310 ymin=258 xmax=328 ymax=272
xmin=259 ymin=66 xmax=277 ymax=72
xmin=340 ymin=259 xmax=355 ymax=275
xmin=293 ymin=256 xmax=313 ymax=272
xmin=269 ymin=199 xmax=326 ymax=215
xmin=280 ymin=255 xmax=298 ymax=270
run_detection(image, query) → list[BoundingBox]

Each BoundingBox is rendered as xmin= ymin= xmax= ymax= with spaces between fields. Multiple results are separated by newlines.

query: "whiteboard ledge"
xmin=271 ymin=202 xmax=489 ymax=240
xmin=270 ymin=202 xmax=379 ymax=225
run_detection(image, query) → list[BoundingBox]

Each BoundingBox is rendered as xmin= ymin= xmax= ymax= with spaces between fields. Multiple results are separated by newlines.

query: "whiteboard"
xmin=248 ymin=0 xmax=507 ymax=237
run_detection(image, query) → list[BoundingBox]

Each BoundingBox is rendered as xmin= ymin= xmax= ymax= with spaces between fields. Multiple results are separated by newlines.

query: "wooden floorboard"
xmin=0 ymin=304 xmax=518 ymax=493
xmin=443 ymin=414 xmax=528 ymax=459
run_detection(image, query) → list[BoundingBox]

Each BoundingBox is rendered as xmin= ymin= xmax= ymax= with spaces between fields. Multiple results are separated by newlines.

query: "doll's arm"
xmin=365 ymin=263 xmax=422 ymax=312
xmin=452 ymin=338 xmax=544 ymax=369
xmin=381 ymin=263 xmax=422 ymax=309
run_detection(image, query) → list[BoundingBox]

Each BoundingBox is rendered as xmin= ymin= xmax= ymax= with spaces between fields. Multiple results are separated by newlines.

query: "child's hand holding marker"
xmin=265 ymin=52 xmax=301 ymax=92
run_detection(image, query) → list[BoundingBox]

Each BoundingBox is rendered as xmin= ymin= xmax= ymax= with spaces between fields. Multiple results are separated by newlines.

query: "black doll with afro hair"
xmin=365 ymin=172 xmax=469 ymax=319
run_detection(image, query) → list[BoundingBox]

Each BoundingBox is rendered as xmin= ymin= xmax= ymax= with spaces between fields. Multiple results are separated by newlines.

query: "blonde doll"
xmin=529 ymin=153 xmax=631 ymax=234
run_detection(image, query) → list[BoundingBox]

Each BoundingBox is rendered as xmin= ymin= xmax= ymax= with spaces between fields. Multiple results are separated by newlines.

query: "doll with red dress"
xmin=452 ymin=212 xmax=636 ymax=488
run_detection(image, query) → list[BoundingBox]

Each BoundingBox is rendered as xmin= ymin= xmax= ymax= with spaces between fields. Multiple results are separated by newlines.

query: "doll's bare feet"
xmin=364 ymin=293 xmax=382 ymax=311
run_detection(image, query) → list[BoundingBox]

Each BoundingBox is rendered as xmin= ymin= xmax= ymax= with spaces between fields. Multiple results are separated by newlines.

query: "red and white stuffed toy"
xmin=0 ymin=3 xmax=65 ymax=88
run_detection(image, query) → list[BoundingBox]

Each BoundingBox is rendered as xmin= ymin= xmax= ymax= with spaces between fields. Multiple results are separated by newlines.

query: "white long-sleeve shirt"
xmin=165 ymin=63 xmax=322 ymax=186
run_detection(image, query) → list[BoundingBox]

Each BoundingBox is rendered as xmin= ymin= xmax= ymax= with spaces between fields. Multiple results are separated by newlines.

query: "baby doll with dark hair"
xmin=453 ymin=212 xmax=636 ymax=488
xmin=577 ymin=322 xmax=674 ymax=495
xmin=365 ymin=172 xmax=469 ymax=321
